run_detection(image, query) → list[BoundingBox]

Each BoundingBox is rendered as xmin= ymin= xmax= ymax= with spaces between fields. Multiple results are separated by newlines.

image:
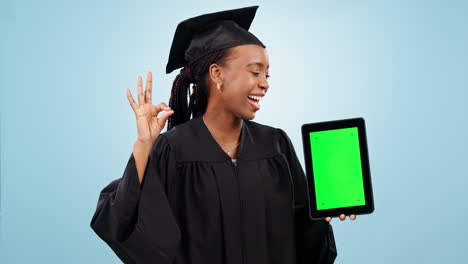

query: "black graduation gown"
xmin=90 ymin=115 xmax=337 ymax=264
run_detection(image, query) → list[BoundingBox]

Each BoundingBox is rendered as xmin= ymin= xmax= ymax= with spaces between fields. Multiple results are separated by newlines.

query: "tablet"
xmin=301 ymin=117 xmax=374 ymax=219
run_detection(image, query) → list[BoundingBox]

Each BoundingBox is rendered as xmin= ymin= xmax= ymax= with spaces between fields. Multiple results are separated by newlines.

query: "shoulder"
xmin=156 ymin=118 xmax=207 ymax=161
xmin=148 ymin=119 xmax=198 ymax=156
xmin=243 ymin=119 xmax=295 ymax=157
xmin=250 ymin=121 xmax=295 ymax=155
xmin=148 ymin=132 xmax=171 ymax=159
xmin=244 ymin=119 xmax=278 ymax=134
xmin=244 ymin=119 xmax=289 ymax=143
xmin=161 ymin=118 xmax=199 ymax=145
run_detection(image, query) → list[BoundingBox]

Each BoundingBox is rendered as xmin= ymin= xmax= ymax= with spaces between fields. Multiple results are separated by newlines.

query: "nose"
xmin=259 ymin=75 xmax=269 ymax=92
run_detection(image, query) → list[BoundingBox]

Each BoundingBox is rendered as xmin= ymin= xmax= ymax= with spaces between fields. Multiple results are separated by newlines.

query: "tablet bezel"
xmin=301 ymin=117 xmax=374 ymax=219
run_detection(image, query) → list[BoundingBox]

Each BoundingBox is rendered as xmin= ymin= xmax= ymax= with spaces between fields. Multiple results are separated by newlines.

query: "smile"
xmin=247 ymin=95 xmax=262 ymax=110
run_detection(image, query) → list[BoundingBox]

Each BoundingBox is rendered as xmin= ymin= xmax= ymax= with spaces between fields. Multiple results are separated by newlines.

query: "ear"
xmin=208 ymin=63 xmax=224 ymax=85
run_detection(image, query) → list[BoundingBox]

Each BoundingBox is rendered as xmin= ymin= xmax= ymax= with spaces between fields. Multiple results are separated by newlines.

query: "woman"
xmin=90 ymin=6 xmax=356 ymax=264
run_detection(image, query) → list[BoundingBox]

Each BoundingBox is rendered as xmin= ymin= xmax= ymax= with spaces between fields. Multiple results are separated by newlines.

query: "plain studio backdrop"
xmin=1 ymin=0 xmax=467 ymax=263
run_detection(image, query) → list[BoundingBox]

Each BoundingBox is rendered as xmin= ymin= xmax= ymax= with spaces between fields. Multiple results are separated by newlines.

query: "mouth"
xmin=247 ymin=95 xmax=263 ymax=111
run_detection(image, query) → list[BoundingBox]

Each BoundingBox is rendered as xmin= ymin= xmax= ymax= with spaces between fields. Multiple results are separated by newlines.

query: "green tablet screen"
xmin=309 ymin=127 xmax=366 ymax=210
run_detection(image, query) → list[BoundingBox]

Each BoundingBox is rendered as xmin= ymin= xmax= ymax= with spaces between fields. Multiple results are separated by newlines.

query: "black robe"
xmin=90 ymin=115 xmax=337 ymax=264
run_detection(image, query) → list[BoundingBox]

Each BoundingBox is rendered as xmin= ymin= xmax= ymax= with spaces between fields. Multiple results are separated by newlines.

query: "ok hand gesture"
xmin=126 ymin=72 xmax=174 ymax=144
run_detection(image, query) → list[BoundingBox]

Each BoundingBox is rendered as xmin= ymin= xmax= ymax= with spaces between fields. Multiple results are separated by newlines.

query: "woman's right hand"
xmin=126 ymin=72 xmax=174 ymax=145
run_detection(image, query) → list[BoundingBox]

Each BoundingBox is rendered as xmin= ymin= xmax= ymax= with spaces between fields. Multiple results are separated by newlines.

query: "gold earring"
xmin=217 ymin=83 xmax=221 ymax=91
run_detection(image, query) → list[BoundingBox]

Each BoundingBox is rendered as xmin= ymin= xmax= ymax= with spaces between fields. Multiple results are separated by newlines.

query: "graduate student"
xmin=90 ymin=6 xmax=356 ymax=264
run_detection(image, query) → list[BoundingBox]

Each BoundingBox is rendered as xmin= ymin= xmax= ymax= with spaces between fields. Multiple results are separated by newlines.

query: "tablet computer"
xmin=301 ymin=117 xmax=374 ymax=219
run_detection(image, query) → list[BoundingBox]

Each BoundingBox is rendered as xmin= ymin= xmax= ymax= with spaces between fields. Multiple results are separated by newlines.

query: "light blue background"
xmin=1 ymin=0 xmax=467 ymax=263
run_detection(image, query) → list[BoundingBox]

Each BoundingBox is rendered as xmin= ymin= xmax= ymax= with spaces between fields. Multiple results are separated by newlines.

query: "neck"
xmin=202 ymin=110 xmax=243 ymax=143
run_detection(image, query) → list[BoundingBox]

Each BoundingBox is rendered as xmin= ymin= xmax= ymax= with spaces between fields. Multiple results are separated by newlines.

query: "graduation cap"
xmin=166 ymin=6 xmax=265 ymax=74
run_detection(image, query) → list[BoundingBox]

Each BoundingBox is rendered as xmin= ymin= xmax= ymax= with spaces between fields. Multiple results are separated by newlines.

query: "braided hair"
xmin=167 ymin=48 xmax=233 ymax=131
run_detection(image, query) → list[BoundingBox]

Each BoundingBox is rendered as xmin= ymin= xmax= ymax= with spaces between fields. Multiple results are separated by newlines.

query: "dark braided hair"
xmin=167 ymin=48 xmax=233 ymax=131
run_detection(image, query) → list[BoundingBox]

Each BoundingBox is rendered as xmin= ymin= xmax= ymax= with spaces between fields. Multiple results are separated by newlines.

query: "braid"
xmin=168 ymin=66 xmax=191 ymax=130
xmin=167 ymin=48 xmax=232 ymax=131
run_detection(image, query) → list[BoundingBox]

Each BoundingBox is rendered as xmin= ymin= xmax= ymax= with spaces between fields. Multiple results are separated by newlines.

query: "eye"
xmin=251 ymin=72 xmax=270 ymax=79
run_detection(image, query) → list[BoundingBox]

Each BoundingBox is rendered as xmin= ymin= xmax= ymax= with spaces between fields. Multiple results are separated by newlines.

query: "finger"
xmin=350 ymin=214 xmax=357 ymax=220
xmin=325 ymin=217 xmax=332 ymax=222
xmin=145 ymin=72 xmax=153 ymax=105
xmin=126 ymin=88 xmax=138 ymax=112
xmin=155 ymin=102 xmax=171 ymax=113
xmin=160 ymin=102 xmax=170 ymax=110
xmin=157 ymin=110 xmax=174 ymax=128
xmin=137 ymin=76 xmax=145 ymax=105
xmin=339 ymin=214 xmax=346 ymax=221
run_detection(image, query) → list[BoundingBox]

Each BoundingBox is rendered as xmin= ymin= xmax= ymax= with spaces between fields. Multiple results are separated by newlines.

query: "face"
xmin=209 ymin=44 xmax=270 ymax=120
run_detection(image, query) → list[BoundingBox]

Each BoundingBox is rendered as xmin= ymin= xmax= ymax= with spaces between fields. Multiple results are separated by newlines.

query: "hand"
xmin=325 ymin=214 xmax=357 ymax=222
xmin=126 ymin=72 xmax=174 ymax=144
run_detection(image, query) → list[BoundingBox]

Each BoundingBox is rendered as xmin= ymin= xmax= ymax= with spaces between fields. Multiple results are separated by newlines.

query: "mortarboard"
xmin=166 ymin=6 xmax=265 ymax=74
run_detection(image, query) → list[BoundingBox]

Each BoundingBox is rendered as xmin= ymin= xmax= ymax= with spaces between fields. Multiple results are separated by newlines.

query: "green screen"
xmin=309 ymin=127 xmax=366 ymax=210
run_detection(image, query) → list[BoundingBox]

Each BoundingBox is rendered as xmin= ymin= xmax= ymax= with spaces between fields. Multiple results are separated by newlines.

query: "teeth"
xmin=248 ymin=95 xmax=263 ymax=102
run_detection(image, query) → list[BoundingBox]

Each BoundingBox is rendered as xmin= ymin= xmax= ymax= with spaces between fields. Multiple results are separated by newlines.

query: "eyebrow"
xmin=247 ymin=62 xmax=270 ymax=69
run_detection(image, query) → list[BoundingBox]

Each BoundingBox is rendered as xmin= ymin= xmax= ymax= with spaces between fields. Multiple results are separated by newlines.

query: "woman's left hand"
xmin=325 ymin=214 xmax=357 ymax=222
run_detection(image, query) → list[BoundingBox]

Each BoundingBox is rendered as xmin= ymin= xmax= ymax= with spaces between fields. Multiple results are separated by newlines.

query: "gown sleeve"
xmin=276 ymin=128 xmax=338 ymax=264
xmin=90 ymin=134 xmax=181 ymax=264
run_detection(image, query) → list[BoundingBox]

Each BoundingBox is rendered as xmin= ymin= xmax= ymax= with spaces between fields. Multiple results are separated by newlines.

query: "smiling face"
xmin=206 ymin=44 xmax=270 ymax=120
